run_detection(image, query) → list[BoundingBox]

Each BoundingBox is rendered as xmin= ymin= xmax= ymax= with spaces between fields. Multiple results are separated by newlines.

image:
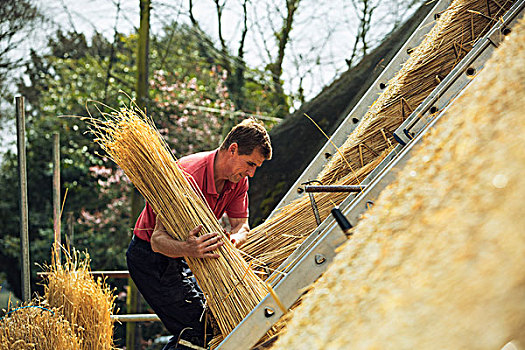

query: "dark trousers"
xmin=126 ymin=236 xmax=213 ymax=349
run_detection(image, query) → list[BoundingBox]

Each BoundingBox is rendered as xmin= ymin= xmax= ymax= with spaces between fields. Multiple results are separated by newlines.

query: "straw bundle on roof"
xmin=0 ymin=302 xmax=81 ymax=350
xmin=243 ymin=0 xmax=515 ymax=274
xmin=44 ymin=250 xmax=115 ymax=350
xmin=86 ymin=107 xmax=268 ymax=335
xmin=272 ymin=13 xmax=525 ymax=349
xmin=242 ymin=150 xmax=390 ymax=274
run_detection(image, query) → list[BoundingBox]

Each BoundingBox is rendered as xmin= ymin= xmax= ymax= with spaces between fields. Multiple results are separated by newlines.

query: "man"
xmin=126 ymin=118 xmax=272 ymax=350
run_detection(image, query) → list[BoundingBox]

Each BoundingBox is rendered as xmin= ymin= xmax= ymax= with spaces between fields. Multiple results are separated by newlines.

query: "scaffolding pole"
xmin=16 ymin=96 xmax=31 ymax=301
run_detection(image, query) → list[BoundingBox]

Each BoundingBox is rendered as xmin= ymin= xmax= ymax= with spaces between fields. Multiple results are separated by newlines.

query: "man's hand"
xmin=227 ymin=217 xmax=250 ymax=248
xmin=229 ymin=231 xmax=247 ymax=248
xmin=150 ymin=216 xmax=223 ymax=259
xmin=183 ymin=225 xmax=224 ymax=258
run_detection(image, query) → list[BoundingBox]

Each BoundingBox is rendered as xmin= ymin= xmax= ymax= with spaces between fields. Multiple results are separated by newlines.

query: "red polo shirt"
xmin=133 ymin=149 xmax=249 ymax=242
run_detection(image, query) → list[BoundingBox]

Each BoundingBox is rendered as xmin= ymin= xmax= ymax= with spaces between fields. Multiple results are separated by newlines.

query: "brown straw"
xmin=85 ymin=106 xmax=269 ymax=335
xmin=0 ymin=301 xmax=81 ymax=350
xmin=44 ymin=248 xmax=115 ymax=350
xmin=272 ymin=11 xmax=525 ymax=348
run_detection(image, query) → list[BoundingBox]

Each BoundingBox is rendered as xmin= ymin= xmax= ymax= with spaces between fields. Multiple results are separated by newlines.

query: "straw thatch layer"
xmin=242 ymin=150 xmax=390 ymax=274
xmin=243 ymin=0 xmax=515 ymax=277
xmin=0 ymin=302 xmax=81 ymax=350
xmin=44 ymin=250 xmax=115 ymax=350
xmin=272 ymin=13 xmax=525 ymax=349
xmin=87 ymin=108 xmax=269 ymax=336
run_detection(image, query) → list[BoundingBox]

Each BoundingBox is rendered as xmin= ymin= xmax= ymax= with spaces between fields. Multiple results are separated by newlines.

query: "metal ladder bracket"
xmin=217 ymin=223 xmax=346 ymax=349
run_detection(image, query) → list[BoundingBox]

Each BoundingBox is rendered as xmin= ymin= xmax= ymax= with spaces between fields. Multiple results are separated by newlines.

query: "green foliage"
xmin=150 ymin=22 xmax=283 ymax=120
xmin=151 ymin=67 xmax=235 ymax=157
xmin=0 ymin=31 xmax=137 ymax=298
xmin=0 ymin=23 xmax=283 ymax=302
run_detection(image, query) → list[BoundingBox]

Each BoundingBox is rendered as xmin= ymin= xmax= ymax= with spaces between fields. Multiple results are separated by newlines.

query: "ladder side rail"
xmin=217 ymin=220 xmax=346 ymax=350
xmin=266 ymin=145 xmax=401 ymax=287
xmin=265 ymin=0 xmax=525 ymax=285
xmin=394 ymin=0 xmax=525 ymax=144
xmin=336 ymin=86 xmax=469 ymax=228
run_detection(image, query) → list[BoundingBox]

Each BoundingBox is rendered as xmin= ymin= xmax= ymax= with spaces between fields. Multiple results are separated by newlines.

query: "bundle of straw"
xmin=0 ymin=302 xmax=81 ymax=350
xmin=273 ymin=12 xmax=525 ymax=348
xmin=44 ymin=250 xmax=115 ymax=350
xmin=243 ymin=0 xmax=515 ymax=275
xmin=242 ymin=150 xmax=390 ymax=274
xmin=86 ymin=107 xmax=269 ymax=335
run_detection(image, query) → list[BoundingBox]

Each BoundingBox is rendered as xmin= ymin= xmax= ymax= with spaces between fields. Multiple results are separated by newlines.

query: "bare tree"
xmin=188 ymin=0 xmax=252 ymax=110
xmin=180 ymin=0 xmax=422 ymax=114
xmin=267 ymin=0 xmax=301 ymax=111
xmin=232 ymin=0 xmax=249 ymax=109
xmin=188 ymin=0 xmax=217 ymax=65
xmin=0 ymin=0 xmax=40 ymax=83
xmin=345 ymin=0 xmax=379 ymax=67
xmin=213 ymin=0 xmax=229 ymax=66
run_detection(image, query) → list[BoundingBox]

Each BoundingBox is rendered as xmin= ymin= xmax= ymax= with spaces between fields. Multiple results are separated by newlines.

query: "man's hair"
xmin=220 ymin=118 xmax=272 ymax=159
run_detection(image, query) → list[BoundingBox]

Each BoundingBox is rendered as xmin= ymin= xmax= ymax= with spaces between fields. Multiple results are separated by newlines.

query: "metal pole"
xmin=304 ymin=185 xmax=366 ymax=193
xmin=127 ymin=1 xmax=150 ymax=348
xmin=16 ymin=96 xmax=31 ymax=301
xmin=111 ymin=314 xmax=160 ymax=322
xmin=53 ymin=132 xmax=61 ymax=261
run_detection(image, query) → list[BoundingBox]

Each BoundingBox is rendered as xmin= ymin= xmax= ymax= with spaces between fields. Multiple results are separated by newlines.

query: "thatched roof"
xmin=271 ymin=13 xmax=525 ymax=349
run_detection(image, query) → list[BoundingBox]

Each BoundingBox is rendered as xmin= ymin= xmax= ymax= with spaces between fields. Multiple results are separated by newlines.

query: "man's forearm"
xmin=228 ymin=218 xmax=250 ymax=248
xmin=150 ymin=229 xmax=188 ymax=258
xmin=231 ymin=222 xmax=250 ymax=235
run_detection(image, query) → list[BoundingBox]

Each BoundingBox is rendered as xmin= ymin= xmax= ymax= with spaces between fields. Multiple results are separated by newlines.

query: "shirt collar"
xmin=206 ymin=149 xmax=233 ymax=196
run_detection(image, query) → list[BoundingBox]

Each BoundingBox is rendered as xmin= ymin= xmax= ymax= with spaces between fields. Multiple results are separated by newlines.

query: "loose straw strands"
xmin=0 ymin=302 xmax=81 ymax=350
xmin=44 ymin=249 xmax=115 ymax=350
xmin=243 ymin=0 xmax=515 ymax=277
xmin=85 ymin=106 xmax=268 ymax=335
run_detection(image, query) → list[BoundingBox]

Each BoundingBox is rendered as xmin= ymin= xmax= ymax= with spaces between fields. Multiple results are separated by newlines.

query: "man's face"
xmin=227 ymin=144 xmax=266 ymax=183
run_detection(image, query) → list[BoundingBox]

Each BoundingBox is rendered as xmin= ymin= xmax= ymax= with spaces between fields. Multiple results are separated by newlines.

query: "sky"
xmin=1 ymin=0 xmax=418 ymax=154
xmin=32 ymin=0 xmax=416 ymax=100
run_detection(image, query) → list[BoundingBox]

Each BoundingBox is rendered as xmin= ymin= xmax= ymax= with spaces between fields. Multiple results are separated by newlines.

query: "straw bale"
xmin=86 ymin=108 xmax=269 ymax=336
xmin=272 ymin=13 xmax=525 ymax=349
xmin=44 ymin=250 xmax=115 ymax=350
xmin=243 ymin=0 xmax=515 ymax=276
xmin=0 ymin=302 xmax=81 ymax=350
